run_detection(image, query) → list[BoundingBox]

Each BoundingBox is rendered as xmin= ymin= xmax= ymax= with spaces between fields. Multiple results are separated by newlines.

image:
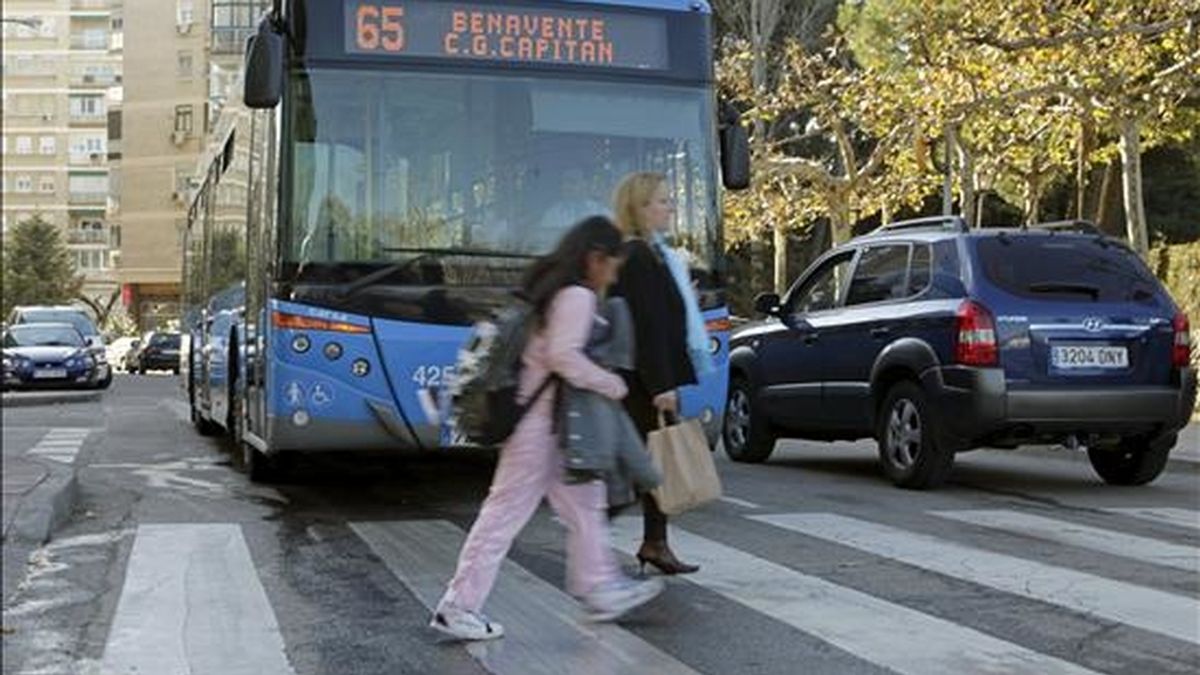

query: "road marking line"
xmin=351 ymin=520 xmax=697 ymax=675
xmin=609 ymin=519 xmax=1099 ymax=675
xmin=101 ymin=524 xmax=295 ymax=675
xmin=1103 ymin=508 xmax=1200 ymax=532
xmin=717 ymin=496 xmax=762 ymax=509
xmin=750 ymin=513 xmax=1200 ymax=645
xmin=933 ymin=510 xmax=1200 ymax=572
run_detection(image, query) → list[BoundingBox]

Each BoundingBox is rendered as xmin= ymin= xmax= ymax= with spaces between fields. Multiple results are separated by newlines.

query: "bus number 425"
xmin=412 ymin=364 xmax=454 ymax=389
xmin=356 ymin=4 xmax=405 ymax=52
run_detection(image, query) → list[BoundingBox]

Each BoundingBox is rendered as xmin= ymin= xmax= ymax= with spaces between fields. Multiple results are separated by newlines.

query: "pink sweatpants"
xmin=438 ymin=403 xmax=622 ymax=612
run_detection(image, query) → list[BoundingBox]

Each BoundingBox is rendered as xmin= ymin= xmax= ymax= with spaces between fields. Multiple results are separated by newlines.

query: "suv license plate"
xmin=1051 ymin=345 xmax=1128 ymax=370
xmin=33 ymin=368 xmax=67 ymax=379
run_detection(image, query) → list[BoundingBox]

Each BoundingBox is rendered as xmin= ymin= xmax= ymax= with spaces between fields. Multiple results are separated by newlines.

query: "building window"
xmin=70 ymin=96 xmax=104 ymax=117
xmin=177 ymin=0 xmax=195 ymax=26
xmin=39 ymin=175 xmax=55 ymax=193
xmin=177 ymin=50 xmax=193 ymax=78
xmin=174 ymin=105 xmax=194 ymax=134
xmin=16 ymin=136 xmax=32 ymax=154
xmin=39 ymin=136 xmax=56 ymax=155
xmin=16 ymin=175 xmax=33 ymax=192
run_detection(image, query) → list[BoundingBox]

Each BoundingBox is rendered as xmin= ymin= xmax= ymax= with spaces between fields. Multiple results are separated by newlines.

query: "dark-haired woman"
xmin=611 ymin=172 xmax=712 ymax=575
xmin=431 ymin=216 xmax=664 ymax=641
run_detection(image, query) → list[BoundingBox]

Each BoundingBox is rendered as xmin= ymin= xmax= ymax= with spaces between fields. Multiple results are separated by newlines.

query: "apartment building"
xmin=114 ymin=0 xmax=266 ymax=330
xmin=1 ymin=0 xmax=122 ymax=311
xmin=112 ymin=0 xmax=210 ymax=330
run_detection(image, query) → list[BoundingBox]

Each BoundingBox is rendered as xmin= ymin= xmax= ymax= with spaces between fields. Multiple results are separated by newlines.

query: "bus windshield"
xmin=284 ymin=68 xmax=719 ymax=278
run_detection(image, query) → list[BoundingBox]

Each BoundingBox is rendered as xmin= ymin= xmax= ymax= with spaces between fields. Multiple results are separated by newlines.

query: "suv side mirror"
xmin=244 ymin=17 xmax=283 ymax=109
xmin=719 ymin=101 xmax=751 ymax=190
xmin=753 ymin=292 xmax=781 ymax=317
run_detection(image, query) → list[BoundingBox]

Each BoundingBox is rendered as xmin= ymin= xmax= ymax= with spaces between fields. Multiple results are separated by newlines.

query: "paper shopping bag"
xmin=647 ymin=416 xmax=722 ymax=515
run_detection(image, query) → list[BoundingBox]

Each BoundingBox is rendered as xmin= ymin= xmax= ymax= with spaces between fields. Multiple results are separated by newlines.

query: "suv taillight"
xmin=955 ymin=300 xmax=998 ymax=367
xmin=1173 ymin=312 xmax=1192 ymax=368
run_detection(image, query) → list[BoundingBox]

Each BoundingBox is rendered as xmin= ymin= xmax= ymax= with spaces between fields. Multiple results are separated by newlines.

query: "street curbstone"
xmin=6 ymin=463 xmax=79 ymax=545
xmin=0 ymin=390 xmax=103 ymax=408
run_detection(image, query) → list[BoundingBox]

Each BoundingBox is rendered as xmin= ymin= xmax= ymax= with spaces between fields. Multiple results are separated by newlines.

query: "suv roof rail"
xmin=1024 ymin=219 xmax=1102 ymax=235
xmin=874 ymin=215 xmax=969 ymax=234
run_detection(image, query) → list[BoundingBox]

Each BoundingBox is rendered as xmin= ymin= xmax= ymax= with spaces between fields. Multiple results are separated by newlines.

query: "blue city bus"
xmin=182 ymin=0 xmax=749 ymax=480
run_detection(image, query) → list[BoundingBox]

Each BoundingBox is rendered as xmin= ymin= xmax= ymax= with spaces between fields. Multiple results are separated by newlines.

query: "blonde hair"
xmin=612 ymin=172 xmax=667 ymax=238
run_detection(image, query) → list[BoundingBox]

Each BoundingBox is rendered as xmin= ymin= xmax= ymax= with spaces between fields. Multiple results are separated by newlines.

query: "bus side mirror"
xmin=244 ymin=18 xmax=283 ymax=109
xmin=719 ymin=102 xmax=751 ymax=190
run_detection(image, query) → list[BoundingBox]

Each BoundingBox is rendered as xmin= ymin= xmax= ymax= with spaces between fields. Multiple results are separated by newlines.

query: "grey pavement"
xmin=1 ymin=375 xmax=1197 ymax=675
xmin=0 ymin=390 xmax=102 ymax=409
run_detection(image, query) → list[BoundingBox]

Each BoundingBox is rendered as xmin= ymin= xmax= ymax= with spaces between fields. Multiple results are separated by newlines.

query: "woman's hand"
xmin=652 ymin=390 xmax=679 ymax=416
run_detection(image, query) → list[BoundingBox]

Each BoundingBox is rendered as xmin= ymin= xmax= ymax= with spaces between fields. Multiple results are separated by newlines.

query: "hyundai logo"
xmin=1082 ymin=317 xmax=1105 ymax=332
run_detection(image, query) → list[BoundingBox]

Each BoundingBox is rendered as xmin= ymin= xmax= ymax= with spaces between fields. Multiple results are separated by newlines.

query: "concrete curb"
xmin=6 ymin=462 xmax=79 ymax=544
xmin=0 ymin=390 xmax=102 ymax=408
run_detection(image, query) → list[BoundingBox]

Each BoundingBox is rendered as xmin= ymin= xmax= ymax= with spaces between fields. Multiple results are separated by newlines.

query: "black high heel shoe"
xmin=637 ymin=543 xmax=699 ymax=575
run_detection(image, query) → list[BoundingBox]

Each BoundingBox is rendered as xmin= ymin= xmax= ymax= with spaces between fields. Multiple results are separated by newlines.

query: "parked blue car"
xmin=725 ymin=217 xmax=1196 ymax=489
xmin=2 ymin=323 xmax=100 ymax=391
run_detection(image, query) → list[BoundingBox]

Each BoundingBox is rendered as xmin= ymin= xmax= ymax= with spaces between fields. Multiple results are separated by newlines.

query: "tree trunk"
xmin=942 ymin=126 xmax=955 ymax=215
xmin=1023 ymin=170 xmax=1042 ymax=225
xmin=1075 ymin=116 xmax=1094 ymax=221
xmin=954 ymin=133 xmax=976 ymax=227
xmin=773 ymin=221 xmax=787 ymax=294
xmin=1094 ymin=159 xmax=1115 ymax=229
xmin=1117 ymin=116 xmax=1149 ymax=255
xmin=829 ymin=194 xmax=852 ymax=246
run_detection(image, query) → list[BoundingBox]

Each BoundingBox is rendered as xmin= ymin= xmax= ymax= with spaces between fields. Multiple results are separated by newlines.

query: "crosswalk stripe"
xmin=1103 ymin=508 xmax=1200 ymax=532
xmin=609 ymin=518 xmax=1099 ymax=675
xmin=750 ymin=513 xmax=1200 ymax=645
xmin=933 ymin=510 xmax=1200 ymax=572
xmin=351 ymin=519 xmax=697 ymax=675
xmin=101 ymin=524 xmax=295 ymax=675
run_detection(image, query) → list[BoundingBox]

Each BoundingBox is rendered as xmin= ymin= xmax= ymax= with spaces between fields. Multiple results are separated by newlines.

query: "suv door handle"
xmin=802 ymin=333 xmax=820 ymax=345
xmin=870 ymin=327 xmax=891 ymax=339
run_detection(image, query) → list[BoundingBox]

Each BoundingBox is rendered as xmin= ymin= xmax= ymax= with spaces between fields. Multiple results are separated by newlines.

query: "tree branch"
xmin=967 ymin=12 xmax=1199 ymax=52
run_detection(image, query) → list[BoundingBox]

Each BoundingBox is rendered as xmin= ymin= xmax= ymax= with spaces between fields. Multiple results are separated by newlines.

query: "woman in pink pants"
xmin=431 ymin=216 xmax=664 ymax=641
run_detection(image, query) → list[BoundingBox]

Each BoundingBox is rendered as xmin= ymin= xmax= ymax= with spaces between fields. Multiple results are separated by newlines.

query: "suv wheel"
xmin=723 ymin=377 xmax=776 ymax=463
xmin=1087 ymin=434 xmax=1174 ymax=486
xmin=876 ymin=381 xmax=955 ymax=489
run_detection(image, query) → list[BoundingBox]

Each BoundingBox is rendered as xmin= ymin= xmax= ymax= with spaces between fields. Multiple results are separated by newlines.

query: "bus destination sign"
xmin=345 ymin=1 xmax=668 ymax=70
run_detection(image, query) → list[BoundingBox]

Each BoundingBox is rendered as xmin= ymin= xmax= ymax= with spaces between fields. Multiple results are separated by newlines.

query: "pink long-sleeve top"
xmin=519 ymin=285 xmax=627 ymax=417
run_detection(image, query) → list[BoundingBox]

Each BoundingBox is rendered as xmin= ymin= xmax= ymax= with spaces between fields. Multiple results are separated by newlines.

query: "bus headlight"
xmin=291 ymin=334 xmax=311 ymax=353
xmin=323 ymin=342 xmax=343 ymax=361
xmin=351 ymin=358 xmax=370 ymax=377
xmin=708 ymin=337 xmax=721 ymax=355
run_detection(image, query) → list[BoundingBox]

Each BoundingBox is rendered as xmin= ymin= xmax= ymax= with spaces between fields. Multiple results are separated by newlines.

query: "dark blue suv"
xmin=725 ymin=217 xmax=1196 ymax=489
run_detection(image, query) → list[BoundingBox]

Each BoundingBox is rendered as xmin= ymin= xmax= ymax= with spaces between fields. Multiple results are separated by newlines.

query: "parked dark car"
xmin=128 ymin=332 xmax=182 ymax=374
xmin=2 ymin=323 xmax=100 ymax=390
xmin=7 ymin=305 xmax=112 ymax=389
xmin=725 ymin=217 xmax=1196 ymax=489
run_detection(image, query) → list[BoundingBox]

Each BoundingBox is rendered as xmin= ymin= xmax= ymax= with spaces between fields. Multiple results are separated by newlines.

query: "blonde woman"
xmin=611 ymin=172 xmax=712 ymax=575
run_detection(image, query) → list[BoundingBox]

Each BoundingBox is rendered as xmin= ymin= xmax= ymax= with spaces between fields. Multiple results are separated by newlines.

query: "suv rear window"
xmin=975 ymin=236 xmax=1160 ymax=304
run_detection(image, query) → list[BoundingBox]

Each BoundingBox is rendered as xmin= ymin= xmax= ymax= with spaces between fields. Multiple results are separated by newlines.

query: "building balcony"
xmin=69 ymin=112 xmax=107 ymax=125
xmin=66 ymin=229 xmax=112 ymax=245
xmin=70 ymin=72 xmax=118 ymax=88
xmin=71 ymin=0 xmax=110 ymax=10
xmin=69 ymin=35 xmax=109 ymax=50
xmin=69 ymin=153 xmax=108 ymax=167
xmin=69 ymin=191 xmax=108 ymax=205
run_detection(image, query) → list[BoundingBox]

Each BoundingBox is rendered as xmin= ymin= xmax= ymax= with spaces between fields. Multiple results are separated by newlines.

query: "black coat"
xmin=613 ymin=238 xmax=697 ymax=434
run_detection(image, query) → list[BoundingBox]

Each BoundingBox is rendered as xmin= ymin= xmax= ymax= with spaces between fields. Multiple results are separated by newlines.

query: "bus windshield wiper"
xmin=334 ymin=247 xmax=538 ymax=299
xmin=1027 ymin=281 xmax=1100 ymax=300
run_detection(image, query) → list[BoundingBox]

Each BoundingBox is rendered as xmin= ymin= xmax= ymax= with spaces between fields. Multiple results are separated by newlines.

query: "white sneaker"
xmin=584 ymin=577 xmax=665 ymax=622
xmin=430 ymin=604 xmax=505 ymax=641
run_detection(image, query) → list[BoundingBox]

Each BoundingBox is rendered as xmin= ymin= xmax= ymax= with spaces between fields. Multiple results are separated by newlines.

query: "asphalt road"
xmin=2 ymin=374 xmax=1198 ymax=675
